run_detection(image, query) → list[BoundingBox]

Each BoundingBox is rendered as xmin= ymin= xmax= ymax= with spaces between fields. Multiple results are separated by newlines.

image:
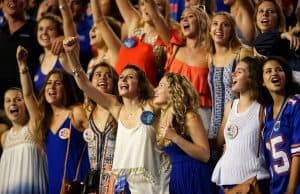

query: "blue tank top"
xmin=34 ymin=59 xmax=63 ymax=93
xmin=46 ymin=117 xmax=90 ymax=194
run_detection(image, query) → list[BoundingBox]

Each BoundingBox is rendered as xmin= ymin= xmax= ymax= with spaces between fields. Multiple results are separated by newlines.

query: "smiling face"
xmin=2 ymin=0 xmax=26 ymax=18
xmin=118 ymin=68 xmax=140 ymax=98
xmin=210 ymin=14 xmax=233 ymax=46
xmin=91 ymin=66 xmax=114 ymax=94
xmin=89 ymin=25 xmax=104 ymax=47
xmin=37 ymin=18 xmax=60 ymax=49
xmin=256 ymin=1 xmax=278 ymax=32
xmin=4 ymin=89 xmax=27 ymax=124
xmin=262 ymin=59 xmax=286 ymax=95
xmin=140 ymin=0 xmax=166 ymax=23
xmin=44 ymin=73 xmax=64 ymax=106
xmin=231 ymin=61 xmax=251 ymax=93
xmin=180 ymin=8 xmax=199 ymax=38
xmin=154 ymin=76 xmax=169 ymax=107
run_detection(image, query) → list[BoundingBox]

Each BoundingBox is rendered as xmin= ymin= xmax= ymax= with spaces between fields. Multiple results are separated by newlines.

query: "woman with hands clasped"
xmin=62 ymin=37 xmax=170 ymax=194
xmin=154 ymin=73 xmax=214 ymax=194
xmin=0 ymin=46 xmax=48 ymax=194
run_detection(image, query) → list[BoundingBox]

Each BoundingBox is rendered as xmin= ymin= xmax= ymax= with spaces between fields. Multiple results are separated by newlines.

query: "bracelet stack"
xmin=72 ymin=67 xmax=82 ymax=77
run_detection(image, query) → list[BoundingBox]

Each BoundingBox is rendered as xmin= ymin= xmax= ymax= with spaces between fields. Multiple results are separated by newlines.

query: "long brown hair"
xmin=38 ymin=69 xmax=79 ymax=140
xmin=254 ymin=0 xmax=286 ymax=34
xmin=209 ymin=12 xmax=242 ymax=54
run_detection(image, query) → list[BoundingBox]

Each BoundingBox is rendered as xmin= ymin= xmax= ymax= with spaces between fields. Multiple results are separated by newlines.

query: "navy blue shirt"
xmin=0 ymin=19 xmax=42 ymax=108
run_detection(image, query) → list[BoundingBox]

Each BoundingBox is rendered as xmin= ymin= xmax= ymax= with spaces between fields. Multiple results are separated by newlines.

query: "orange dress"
xmin=165 ymin=37 xmax=212 ymax=108
xmin=115 ymin=28 xmax=181 ymax=86
xmin=115 ymin=36 xmax=157 ymax=85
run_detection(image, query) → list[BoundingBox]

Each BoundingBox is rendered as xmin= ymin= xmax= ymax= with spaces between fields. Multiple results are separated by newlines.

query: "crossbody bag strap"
xmin=62 ymin=118 xmax=72 ymax=182
xmin=73 ymin=144 xmax=87 ymax=181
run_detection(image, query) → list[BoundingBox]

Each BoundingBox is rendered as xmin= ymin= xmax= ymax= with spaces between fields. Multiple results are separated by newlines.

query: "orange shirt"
xmin=165 ymin=36 xmax=212 ymax=108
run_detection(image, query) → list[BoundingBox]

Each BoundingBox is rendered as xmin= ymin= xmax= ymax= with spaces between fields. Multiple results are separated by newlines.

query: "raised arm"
xmin=116 ymin=0 xmax=140 ymax=32
xmin=162 ymin=111 xmax=210 ymax=162
xmin=144 ymin=0 xmax=171 ymax=44
xmin=58 ymin=0 xmax=77 ymax=37
xmin=16 ymin=46 xmax=40 ymax=123
xmin=62 ymin=37 xmax=121 ymax=118
xmin=90 ymin=0 xmax=121 ymax=66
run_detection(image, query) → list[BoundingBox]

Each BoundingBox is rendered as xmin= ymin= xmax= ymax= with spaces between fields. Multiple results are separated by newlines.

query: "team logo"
xmin=59 ymin=128 xmax=70 ymax=140
xmin=226 ymin=124 xmax=238 ymax=139
xmin=141 ymin=111 xmax=155 ymax=125
xmin=123 ymin=37 xmax=137 ymax=48
xmin=83 ymin=128 xmax=94 ymax=143
xmin=273 ymin=121 xmax=280 ymax=131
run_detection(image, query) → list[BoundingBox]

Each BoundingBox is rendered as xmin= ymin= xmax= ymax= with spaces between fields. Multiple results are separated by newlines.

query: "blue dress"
xmin=34 ymin=59 xmax=63 ymax=93
xmin=46 ymin=117 xmax=90 ymax=194
xmin=208 ymin=59 xmax=236 ymax=139
xmin=163 ymin=142 xmax=214 ymax=194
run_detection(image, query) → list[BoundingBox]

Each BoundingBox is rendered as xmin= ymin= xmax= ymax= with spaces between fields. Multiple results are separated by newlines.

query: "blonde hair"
xmin=182 ymin=6 xmax=211 ymax=51
xmin=165 ymin=73 xmax=199 ymax=135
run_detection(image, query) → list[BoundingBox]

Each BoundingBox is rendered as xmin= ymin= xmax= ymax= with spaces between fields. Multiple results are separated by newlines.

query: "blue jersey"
xmin=263 ymin=94 xmax=300 ymax=194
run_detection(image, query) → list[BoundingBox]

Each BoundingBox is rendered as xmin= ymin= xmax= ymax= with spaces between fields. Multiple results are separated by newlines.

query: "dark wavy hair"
xmin=122 ymin=65 xmax=154 ymax=103
xmin=85 ymin=62 xmax=119 ymax=113
xmin=259 ymin=56 xmax=300 ymax=106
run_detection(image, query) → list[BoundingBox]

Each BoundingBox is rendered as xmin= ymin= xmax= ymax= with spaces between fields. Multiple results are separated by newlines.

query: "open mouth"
xmin=9 ymin=107 xmax=19 ymax=114
xmin=97 ymin=82 xmax=107 ymax=88
xmin=183 ymin=23 xmax=190 ymax=30
xmin=271 ymin=77 xmax=280 ymax=84
xmin=261 ymin=19 xmax=269 ymax=25
xmin=48 ymin=90 xmax=57 ymax=97
xmin=232 ymin=80 xmax=237 ymax=86
xmin=7 ymin=2 xmax=17 ymax=9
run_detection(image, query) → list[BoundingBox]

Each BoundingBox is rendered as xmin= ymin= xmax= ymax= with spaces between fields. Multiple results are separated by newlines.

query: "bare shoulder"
xmin=185 ymin=111 xmax=201 ymax=122
xmin=239 ymin=46 xmax=254 ymax=59
xmin=0 ymin=130 xmax=9 ymax=147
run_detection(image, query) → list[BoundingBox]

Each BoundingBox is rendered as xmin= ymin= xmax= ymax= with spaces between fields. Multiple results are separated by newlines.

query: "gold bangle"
xmin=19 ymin=67 xmax=29 ymax=74
xmin=72 ymin=67 xmax=82 ymax=77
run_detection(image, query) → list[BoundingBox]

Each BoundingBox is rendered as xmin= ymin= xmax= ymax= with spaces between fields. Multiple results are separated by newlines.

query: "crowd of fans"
xmin=0 ymin=0 xmax=300 ymax=193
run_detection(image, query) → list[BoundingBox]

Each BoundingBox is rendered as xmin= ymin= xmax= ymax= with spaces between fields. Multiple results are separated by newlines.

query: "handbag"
xmin=61 ymin=179 xmax=83 ymax=194
xmin=224 ymin=106 xmax=265 ymax=194
xmin=82 ymin=169 xmax=100 ymax=194
xmin=60 ymin=121 xmax=87 ymax=194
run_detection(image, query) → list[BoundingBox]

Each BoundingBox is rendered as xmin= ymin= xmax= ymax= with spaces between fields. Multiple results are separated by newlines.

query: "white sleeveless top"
xmin=112 ymin=118 xmax=170 ymax=193
xmin=0 ymin=125 xmax=48 ymax=194
xmin=212 ymin=100 xmax=270 ymax=185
